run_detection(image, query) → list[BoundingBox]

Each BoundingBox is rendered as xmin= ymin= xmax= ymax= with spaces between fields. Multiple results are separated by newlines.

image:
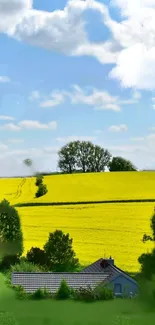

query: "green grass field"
xmin=0 ymin=274 xmax=155 ymax=325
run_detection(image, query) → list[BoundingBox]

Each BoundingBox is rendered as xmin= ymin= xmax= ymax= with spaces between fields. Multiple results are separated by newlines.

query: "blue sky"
xmin=0 ymin=0 xmax=155 ymax=176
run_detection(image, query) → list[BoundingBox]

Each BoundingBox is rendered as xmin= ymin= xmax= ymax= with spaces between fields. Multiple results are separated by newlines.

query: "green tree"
xmin=58 ymin=142 xmax=78 ymax=173
xmin=58 ymin=141 xmax=111 ymax=173
xmin=0 ymin=199 xmax=23 ymax=259
xmin=44 ymin=230 xmax=79 ymax=271
xmin=109 ymin=156 xmax=137 ymax=172
xmin=26 ymin=247 xmax=48 ymax=267
xmin=139 ymin=210 xmax=155 ymax=279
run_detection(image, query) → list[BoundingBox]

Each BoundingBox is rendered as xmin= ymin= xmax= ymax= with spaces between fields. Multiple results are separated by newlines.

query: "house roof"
xmin=12 ymin=258 xmax=138 ymax=293
xmin=12 ymin=272 xmax=110 ymax=293
xmin=81 ymin=258 xmax=138 ymax=285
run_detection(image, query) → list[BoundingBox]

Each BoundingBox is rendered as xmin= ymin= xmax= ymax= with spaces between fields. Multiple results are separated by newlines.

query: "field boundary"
xmin=14 ymin=198 xmax=155 ymax=207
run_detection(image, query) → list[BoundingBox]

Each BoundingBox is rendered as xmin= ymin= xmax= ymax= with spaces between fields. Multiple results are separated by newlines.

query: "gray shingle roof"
xmin=12 ymin=272 xmax=110 ymax=293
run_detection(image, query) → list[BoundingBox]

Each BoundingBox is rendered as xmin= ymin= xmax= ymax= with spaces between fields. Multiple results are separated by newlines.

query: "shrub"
xmin=31 ymin=288 xmax=51 ymax=300
xmin=55 ymin=280 xmax=71 ymax=300
xmin=35 ymin=184 xmax=48 ymax=198
xmin=11 ymin=260 xmax=43 ymax=273
xmin=94 ymin=284 xmax=114 ymax=301
xmin=73 ymin=286 xmax=95 ymax=302
xmin=0 ymin=255 xmax=20 ymax=271
xmin=35 ymin=175 xmax=43 ymax=186
xmin=26 ymin=247 xmax=48 ymax=267
xmin=14 ymin=285 xmax=28 ymax=300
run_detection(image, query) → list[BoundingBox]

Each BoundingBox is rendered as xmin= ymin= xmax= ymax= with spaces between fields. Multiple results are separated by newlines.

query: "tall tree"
xmin=0 ymin=199 xmax=23 ymax=259
xmin=58 ymin=141 xmax=79 ymax=173
xmin=109 ymin=156 xmax=137 ymax=172
xmin=76 ymin=141 xmax=94 ymax=173
xmin=58 ymin=141 xmax=111 ymax=173
xmin=44 ymin=230 xmax=79 ymax=272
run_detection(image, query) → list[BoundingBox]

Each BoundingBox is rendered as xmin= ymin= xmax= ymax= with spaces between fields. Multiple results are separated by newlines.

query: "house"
xmin=12 ymin=257 xmax=139 ymax=297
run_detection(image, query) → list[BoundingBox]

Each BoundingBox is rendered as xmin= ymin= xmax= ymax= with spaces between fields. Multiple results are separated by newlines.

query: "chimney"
xmin=107 ymin=256 xmax=114 ymax=266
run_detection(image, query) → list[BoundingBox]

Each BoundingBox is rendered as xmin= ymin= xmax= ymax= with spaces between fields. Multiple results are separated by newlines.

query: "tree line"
xmin=58 ymin=141 xmax=137 ymax=174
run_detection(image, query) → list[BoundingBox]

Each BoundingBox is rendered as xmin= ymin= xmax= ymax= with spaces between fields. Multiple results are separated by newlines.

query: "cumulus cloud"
xmin=108 ymin=124 xmax=128 ymax=132
xmin=19 ymin=120 xmax=57 ymax=130
xmin=0 ymin=76 xmax=11 ymax=83
xmin=0 ymin=123 xmax=21 ymax=131
xmin=0 ymin=120 xmax=57 ymax=131
xmin=1 ymin=0 xmax=155 ymax=90
xmin=28 ymin=90 xmax=40 ymax=101
xmin=40 ymin=91 xmax=65 ymax=108
xmin=0 ymin=115 xmax=15 ymax=120
xmin=8 ymin=138 xmax=24 ymax=144
xmin=56 ymin=135 xmax=97 ymax=143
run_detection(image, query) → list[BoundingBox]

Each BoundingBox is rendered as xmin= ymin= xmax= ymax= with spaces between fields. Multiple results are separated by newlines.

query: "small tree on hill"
xmin=109 ymin=156 xmax=137 ymax=172
xmin=44 ymin=230 xmax=79 ymax=272
xmin=0 ymin=199 xmax=23 ymax=259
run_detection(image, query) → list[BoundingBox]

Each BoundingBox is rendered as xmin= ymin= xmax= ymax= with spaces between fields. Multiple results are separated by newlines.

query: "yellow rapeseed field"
xmin=0 ymin=171 xmax=155 ymax=204
xmin=18 ymin=203 xmax=154 ymax=272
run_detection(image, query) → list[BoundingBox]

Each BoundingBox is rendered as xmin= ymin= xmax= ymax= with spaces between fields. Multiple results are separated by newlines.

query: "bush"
xmin=35 ymin=175 xmax=43 ymax=187
xmin=0 ymin=255 xmax=20 ymax=271
xmin=55 ymin=280 xmax=71 ymax=300
xmin=11 ymin=260 xmax=43 ymax=273
xmin=14 ymin=285 xmax=28 ymax=300
xmin=94 ymin=284 xmax=114 ymax=301
xmin=31 ymin=288 xmax=51 ymax=300
xmin=35 ymin=184 xmax=48 ymax=198
xmin=73 ymin=286 xmax=95 ymax=302
xmin=26 ymin=247 xmax=48 ymax=267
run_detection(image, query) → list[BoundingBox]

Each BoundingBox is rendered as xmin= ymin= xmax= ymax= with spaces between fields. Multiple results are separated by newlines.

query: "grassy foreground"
xmin=0 ymin=274 xmax=155 ymax=325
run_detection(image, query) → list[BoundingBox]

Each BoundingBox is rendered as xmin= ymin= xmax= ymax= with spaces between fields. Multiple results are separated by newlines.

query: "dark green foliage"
xmin=35 ymin=175 xmax=43 ymax=186
xmin=138 ymin=249 xmax=155 ymax=280
xmin=58 ymin=141 xmax=78 ymax=173
xmin=44 ymin=230 xmax=79 ymax=272
xmin=11 ymin=260 xmax=43 ymax=272
xmin=55 ymin=280 xmax=71 ymax=300
xmin=0 ymin=255 xmax=20 ymax=271
xmin=73 ymin=286 xmax=95 ymax=302
xmin=58 ymin=141 xmax=111 ymax=174
xmin=26 ymin=247 xmax=48 ymax=267
xmin=31 ymin=288 xmax=51 ymax=300
xmin=0 ymin=199 xmax=23 ymax=258
xmin=14 ymin=285 xmax=28 ymax=300
xmin=139 ymin=211 xmax=155 ymax=279
xmin=94 ymin=284 xmax=114 ymax=300
xmin=35 ymin=184 xmax=48 ymax=198
xmin=109 ymin=156 xmax=137 ymax=172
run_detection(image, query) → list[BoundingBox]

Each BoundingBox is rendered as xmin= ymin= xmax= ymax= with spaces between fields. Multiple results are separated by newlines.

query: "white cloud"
xmin=29 ymin=90 xmax=40 ymax=101
xmin=40 ymin=91 xmax=65 ymax=108
xmin=152 ymin=105 xmax=155 ymax=109
xmin=8 ymin=138 xmax=24 ymax=144
xmin=0 ymin=123 xmax=21 ymax=131
xmin=108 ymin=124 xmax=128 ymax=132
xmin=56 ymin=135 xmax=97 ymax=143
xmin=19 ymin=120 xmax=57 ymax=130
xmin=0 ymin=76 xmax=10 ymax=83
xmin=0 ymin=115 xmax=15 ymax=120
xmin=130 ymin=137 xmax=145 ymax=142
xmin=1 ymin=0 xmax=155 ymax=91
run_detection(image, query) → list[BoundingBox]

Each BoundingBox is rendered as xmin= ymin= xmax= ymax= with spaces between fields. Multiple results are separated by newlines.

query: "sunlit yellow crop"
xmin=18 ymin=203 xmax=154 ymax=272
xmin=1 ymin=172 xmax=155 ymax=204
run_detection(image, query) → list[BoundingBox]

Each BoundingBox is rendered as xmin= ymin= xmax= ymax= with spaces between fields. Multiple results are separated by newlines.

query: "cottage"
xmin=12 ymin=257 xmax=139 ymax=297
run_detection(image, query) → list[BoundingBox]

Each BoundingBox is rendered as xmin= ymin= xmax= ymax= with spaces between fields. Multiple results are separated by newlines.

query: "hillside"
xmin=18 ymin=202 xmax=154 ymax=272
xmin=1 ymin=172 xmax=155 ymax=205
